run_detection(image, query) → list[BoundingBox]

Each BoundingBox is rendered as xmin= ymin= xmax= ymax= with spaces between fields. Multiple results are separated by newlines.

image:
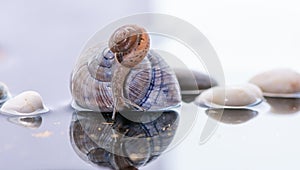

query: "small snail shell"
xmin=70 ymin=25 xmax=181 ymax=112
xmin=109 ymin=25 xmax=150 ymax=68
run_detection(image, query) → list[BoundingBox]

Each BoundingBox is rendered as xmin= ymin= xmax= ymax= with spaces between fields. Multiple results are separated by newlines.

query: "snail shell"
xmin=69 ymin=110 xmax=179 ymax=170
xmin=109 ymin=24 xmax=150 ymax=68
xmin=70 ymin=43 xmax=181 ymax=112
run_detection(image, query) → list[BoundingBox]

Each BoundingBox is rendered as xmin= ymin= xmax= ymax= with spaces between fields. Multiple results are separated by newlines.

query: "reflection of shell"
xmin=70 ymin=44 xmax=181 ymax=112
xmin=69 ymin=110 xmax=179 ymax=170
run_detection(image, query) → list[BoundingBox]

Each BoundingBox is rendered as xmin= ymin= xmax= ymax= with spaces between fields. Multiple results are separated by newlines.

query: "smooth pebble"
xmin=0 ymin=91 xmax=48 ymax=115
xmin=196 ymin=83 xmax=263 ymax=107
xmin=250 ymin=68 xmax=300 ymax=94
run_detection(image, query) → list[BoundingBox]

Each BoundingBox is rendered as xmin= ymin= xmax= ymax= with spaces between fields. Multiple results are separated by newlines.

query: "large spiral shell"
xmin=70 ymin=43 xmax=181 ymax=112
xmin=69 ymin=110 xmax=179 ymax=170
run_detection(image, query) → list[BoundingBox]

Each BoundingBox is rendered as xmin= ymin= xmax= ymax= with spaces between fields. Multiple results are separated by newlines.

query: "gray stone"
xmin=174 ymin=69 xmax=218 ymax=103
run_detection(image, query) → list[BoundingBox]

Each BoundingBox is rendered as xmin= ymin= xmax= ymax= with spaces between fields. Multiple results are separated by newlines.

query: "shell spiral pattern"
xmin=109 ymin=25 xmax=150 ymax=68
xmin=70 ymin=43 xmax=181 ymax=112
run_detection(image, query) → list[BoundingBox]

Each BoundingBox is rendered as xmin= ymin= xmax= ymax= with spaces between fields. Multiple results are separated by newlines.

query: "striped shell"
xmin=109 ymin=24 xmax=150 ymax=68
xmin=70 ymin=43 xmax=181 ymax=112
xmin=69 ymin=110 xmax=179 ymax=170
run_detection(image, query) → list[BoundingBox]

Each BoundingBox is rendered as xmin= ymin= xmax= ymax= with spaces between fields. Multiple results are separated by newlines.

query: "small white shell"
xmin=250 ymin=68 xmax=300 ymax=97
xmin=0 ymin=91 xmax=49 ymax=116
xmin=196 ymin=84 xmax=263 ymax=108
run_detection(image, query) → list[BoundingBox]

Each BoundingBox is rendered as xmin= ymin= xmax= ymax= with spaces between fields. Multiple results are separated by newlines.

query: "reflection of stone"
xmin=70 ymin=110 xmax=179 ymax=170
xmin=265 ymin=97 xmax=300 ymax=114
xmin=206 ymin=109 xmax=258 ymax=124
xmin=7 ymin=116 xmax=42 ymax=129
xmin=174 ymin=69 xmax=218 ymax=103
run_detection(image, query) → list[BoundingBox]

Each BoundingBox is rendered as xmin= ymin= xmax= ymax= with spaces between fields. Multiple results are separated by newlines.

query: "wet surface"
xmin=1 ymin=92 xmax=300 ymax=170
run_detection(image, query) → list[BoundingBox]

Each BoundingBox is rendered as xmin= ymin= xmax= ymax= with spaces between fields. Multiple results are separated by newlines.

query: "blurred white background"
xmin=154 ymin=0 xmax=300 ymax=84
xmin=153 ymin=1 xmax=300 ymax=170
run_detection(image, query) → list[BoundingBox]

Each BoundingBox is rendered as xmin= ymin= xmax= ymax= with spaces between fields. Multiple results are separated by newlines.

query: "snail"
xmin=69 ymin=110 xmax=179 ymax=170
xmin=70 ymin=25 xmax=181 ymax=118
xmin=109 ymin=25 xmax=150 ymax=118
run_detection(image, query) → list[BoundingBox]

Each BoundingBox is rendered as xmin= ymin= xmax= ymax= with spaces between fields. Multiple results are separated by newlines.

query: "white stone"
xmin=196 ymin=84 xmax=263 ymax=107
xmin=0 ymin=91 xmax=48 ymax=115
xmin=249 ymin=68 xmax=300 ymax=94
